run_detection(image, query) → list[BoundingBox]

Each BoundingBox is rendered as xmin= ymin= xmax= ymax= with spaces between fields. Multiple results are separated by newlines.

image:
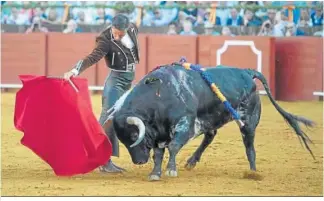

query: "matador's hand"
xmin=63 ymin=69 xmax=78 ymax=80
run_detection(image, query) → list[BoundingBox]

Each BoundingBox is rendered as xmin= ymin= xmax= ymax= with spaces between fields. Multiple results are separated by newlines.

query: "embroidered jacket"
xmin=73 ymin=23 xmax=140 ymax=75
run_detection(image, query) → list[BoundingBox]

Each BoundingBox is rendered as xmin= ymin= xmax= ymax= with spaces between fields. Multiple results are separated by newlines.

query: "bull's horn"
xmin=126 ymin=117 xmax=145 ymax=148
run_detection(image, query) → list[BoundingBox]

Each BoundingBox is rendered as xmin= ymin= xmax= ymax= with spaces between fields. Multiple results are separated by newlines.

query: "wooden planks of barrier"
xmin=46 ymin=33 xmax=97 ymax=86
xmin=146 ymin=34 xmax=198 ymax=73
xmin=198 ymin=36 xmax=276 ymax=97
xmin=275 ymin=37 xmax=323 ymax=101
xmin=1 ymin=33 xmax=47 ymax=84
xmin=1 ymin=33 xmax=323 ymax=101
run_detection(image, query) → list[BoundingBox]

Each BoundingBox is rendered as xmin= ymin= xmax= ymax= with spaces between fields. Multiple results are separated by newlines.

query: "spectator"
xmin=297 ymin=9 xmax=312 ymax=27
xmin=216 ymin=1 xmax=230 ymax=26
xmin=142 ymin=1 xmax=178 ymax=26
xmin=95 ymin=8 xmax=108 ymax=25
xmin=167 ymin=22 xmax=178 ymax=35
xmin=239 ymin=1 xmax=265 ymax=18
xmin=32 ymin=7 xmax=47 ymax=21
xmin=63 ymin=19 xmax=82 ymax=33
xmin=221 ymin=26 xmax=235 ymax=36
xmin=43 ymin=8 xmax=61 ymax=24
xmin=258 ymin=20 xmax=274 ymax=36
xmin=1 ymin=1 xmax=323 ymax=37
xmin=1 ymin=1 xmax=13 ymax=19
xmin=273 ymin=10 xmax=289 ymax=36
xmin=141 ymin=1 xmax=158 ymax=26
xmin=25 ymin=16 xmax=48 ymax=34
xmin=284 ymin=22 xmax=305 ymax=36
xmin=71 ymin=1 xmax=97 ymax=24
xmin=288 ymin=1 xmax=308 ymax=25
xmin=76 ymin=11 xmax=87 ymax=25
xmin=148 ymin=8 xmax=163 ymax=26
xmin=20 ymin=1 xmax=34 ymax=23
xmin=179 ymin=1 xmax=198 ymax=24
xmin=203 ymin=21 xmax=220 ymax=36
xmin=262 ymin=9 xmax=277 ymax=25
xmin=142 ymin=8 xmax=170 ymax=26
xmin=6 ymin=7 xmax=30 ymax=25
xmin=311 ymin=7 xmax=323 ymax=26
xmin=194 ymin=14 xmax=205 ymax=26
xmin=160 ymin=1 xmax=179 ymax=24
xmin=243 ymin=9 xmax=262 ymax=27
xmin=196 ymin=1 xmax=209 ymax=25
xmin=204 ymin=9 xmax=221 ymax=26
xmin=227 ymin=8 xmax=244 ymax=26
xmin=257 ymin=1 xmax=270 ymax=18
xmin=308 ymin=1 xmax=321 ymax=16
xmin=179 ymin=20 xmax=197 ymax=35
xmin=45 ymin=1 xmax=64 ymax=22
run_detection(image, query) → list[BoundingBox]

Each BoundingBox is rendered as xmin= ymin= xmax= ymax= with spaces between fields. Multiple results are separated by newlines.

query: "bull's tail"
xmin=246 ymin=69 xmax=316 ymax=159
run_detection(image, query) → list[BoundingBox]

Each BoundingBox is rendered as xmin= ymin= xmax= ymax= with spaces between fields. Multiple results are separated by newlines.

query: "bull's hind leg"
xmin=185 ymin=130 xmax=217 ymax=170
xmin=165 ymin=116 xmax=194 ymax=177
xmin=148 ymin=147 xmax=165 ymax=181
xmin=239 ymin=92 xmax=261 ymax=171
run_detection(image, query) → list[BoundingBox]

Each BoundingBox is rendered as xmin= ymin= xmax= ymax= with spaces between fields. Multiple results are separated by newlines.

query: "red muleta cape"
xmin=14 ymin=75 xmax=112 ymax=176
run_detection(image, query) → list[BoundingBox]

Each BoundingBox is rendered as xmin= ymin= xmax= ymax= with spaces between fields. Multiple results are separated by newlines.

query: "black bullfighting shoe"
xmin=99 ymin=159 xmax=126 ymax=173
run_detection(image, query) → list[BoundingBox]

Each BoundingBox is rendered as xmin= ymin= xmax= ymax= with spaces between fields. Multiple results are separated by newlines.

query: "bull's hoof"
xmin=184 ymin=162 xmax=196 ymax=170
xmin=185 ymin=161 xmax=197 ymax=170
xmin=165 ymin=169 xmax=178 ymax=177
xmin=185 ymin=157 xmax=197 ymax=170
xmin=148 ymin=174 xmax=161 ymax=181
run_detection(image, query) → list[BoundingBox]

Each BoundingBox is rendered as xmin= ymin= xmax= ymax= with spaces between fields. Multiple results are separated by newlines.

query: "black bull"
xmin=107 ymin=64 xmax=315 ymax=181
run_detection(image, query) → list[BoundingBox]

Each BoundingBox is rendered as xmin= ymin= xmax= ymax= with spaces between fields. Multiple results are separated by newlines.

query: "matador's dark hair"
xmin=112 ymin=14 xmax=130 ymax=31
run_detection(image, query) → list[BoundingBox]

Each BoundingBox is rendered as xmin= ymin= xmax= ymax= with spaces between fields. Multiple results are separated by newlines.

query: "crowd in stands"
xmin=1 ymin=1 xmax=323 ymax=36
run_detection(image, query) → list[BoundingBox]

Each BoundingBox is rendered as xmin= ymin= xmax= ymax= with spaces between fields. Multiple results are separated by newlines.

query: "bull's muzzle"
xmin=126 ymin=117 xmax=145 ymax=148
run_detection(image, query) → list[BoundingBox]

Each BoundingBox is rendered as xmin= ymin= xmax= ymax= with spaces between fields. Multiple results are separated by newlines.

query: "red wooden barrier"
xmin=1 ymin=33 xmax=46 ymax=84
xmin=47 ymin=33 xmax=97 ymax=86
xmin=146 ymin=34 xmax=197 ymax=72
xmin=275 ymin=37 xmax=323 ymax=101
xmin=1 ymin=33 xmax=322 ymax=101
xmin=198 ymin=36 xmax=276 ymax=97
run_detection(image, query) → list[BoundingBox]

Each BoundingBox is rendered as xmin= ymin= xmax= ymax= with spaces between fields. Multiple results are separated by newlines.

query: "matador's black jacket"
xmin=74 ymin=23 xmax=140 ymax=74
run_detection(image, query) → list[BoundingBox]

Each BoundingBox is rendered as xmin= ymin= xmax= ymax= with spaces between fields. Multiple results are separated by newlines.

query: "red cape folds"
xmin=14 ymin=75 xmax=112 ymax=176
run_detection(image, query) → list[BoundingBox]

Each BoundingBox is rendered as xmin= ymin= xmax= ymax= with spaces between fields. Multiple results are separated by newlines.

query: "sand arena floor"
xmin=1 ymin=92 xmax=323 ymax=196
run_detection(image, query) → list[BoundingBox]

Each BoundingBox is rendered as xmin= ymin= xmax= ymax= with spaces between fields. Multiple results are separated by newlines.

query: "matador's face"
xmin=112 ymin=27 xmax=126 ymax=41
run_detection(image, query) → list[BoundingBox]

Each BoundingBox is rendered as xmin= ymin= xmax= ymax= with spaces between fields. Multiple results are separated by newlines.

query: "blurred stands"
xmin=1 ymin=1 xmax=323 ymax=36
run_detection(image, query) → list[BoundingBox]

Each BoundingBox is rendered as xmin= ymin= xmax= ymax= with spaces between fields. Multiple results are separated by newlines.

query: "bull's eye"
xmin=130 ymin=132 xmax=138 ymax=141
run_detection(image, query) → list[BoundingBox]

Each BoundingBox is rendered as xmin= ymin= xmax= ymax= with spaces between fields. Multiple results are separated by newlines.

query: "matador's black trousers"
xmin=98 ymin=70 xmax=135 ymax=157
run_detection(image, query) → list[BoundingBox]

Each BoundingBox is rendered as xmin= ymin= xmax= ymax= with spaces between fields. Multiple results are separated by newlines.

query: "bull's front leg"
xmin=185 ymin=130 xmax=217 ymax=170
xmin=166 ymin=116 xmax=193 ymax=177
xmin=148 ymin=147 xmax=165 ymax=181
